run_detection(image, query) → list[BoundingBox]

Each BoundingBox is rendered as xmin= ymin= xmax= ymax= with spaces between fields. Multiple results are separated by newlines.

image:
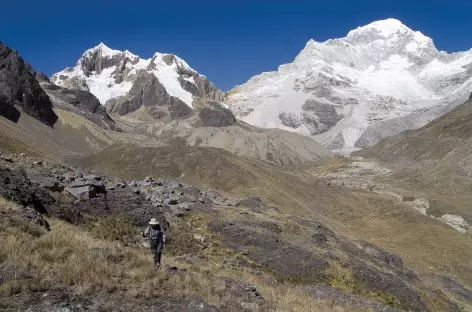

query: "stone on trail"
xmin=237 ymin=196 xmax=262 ymax=209
xmin=179 ymin=202 xmax=192 ymax=211
xmin=65 ymin=182 xmax=107 ymax=200
xmin=164 ymin=196 xmax=180 ymax=205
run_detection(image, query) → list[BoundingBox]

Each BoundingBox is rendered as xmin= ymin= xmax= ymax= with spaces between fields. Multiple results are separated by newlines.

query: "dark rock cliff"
xmin=0 ymin=42 xmax=57 ymax=126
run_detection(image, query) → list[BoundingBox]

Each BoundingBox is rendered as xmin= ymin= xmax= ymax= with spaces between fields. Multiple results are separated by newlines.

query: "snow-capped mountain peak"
xmin=84 ymin=42 xmax=120 ymax=57
xmin=346 ymin=19 xmax=436 ymax=59
xmin=346 ymin=18 xmax=411 ymax=40
xmin=52 ymin=44 xmax=223 ymax=110
xmin=225 ymin=18 xmax=472 ymax=151
xmin=78 ymin=43 xmax=135 ymax=67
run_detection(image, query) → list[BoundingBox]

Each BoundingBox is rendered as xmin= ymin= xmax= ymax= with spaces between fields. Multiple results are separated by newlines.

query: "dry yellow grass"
xmin=269 ymin=289 xmax=363 ymax=312
xmin=0 ymin=197 xmax=20 ymax=212
xmin=0 ymin=213 xmax=359 ymax=312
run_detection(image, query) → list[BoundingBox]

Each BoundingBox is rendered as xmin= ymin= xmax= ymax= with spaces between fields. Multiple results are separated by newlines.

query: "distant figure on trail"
xmin=142 ymin=218 xmax=166 ymax=268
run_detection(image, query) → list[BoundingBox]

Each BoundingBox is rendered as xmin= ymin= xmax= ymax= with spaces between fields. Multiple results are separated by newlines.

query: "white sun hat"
xmin=149 ymin=218 xmax=159 ymax=225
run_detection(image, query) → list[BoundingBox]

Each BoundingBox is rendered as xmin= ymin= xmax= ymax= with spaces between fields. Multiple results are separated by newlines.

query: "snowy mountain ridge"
xmin=52 ymin=43 xmax=223 ymax=112
xmin=225 ymin=18 xmax=472 ymax=150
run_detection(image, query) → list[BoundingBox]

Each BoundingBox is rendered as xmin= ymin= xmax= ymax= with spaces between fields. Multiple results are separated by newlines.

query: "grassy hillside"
xmin=70 ymin=143 xmax=472 ymax=311
xmin=0 ymin=197 xmax=370 ymax=312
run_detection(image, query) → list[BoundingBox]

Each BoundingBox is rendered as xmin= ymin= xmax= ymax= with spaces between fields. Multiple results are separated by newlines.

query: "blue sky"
xmin=2 ymin=0 xmax=472 ymax=90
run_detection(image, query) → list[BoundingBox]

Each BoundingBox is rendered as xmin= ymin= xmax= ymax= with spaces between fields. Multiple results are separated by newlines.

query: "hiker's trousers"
xmin=151 ymin=242 xmax=164 ymax=266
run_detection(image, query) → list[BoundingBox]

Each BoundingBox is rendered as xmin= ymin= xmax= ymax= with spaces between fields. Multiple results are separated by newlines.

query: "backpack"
xmin=150 ymin=226 xmax=162 ymax=246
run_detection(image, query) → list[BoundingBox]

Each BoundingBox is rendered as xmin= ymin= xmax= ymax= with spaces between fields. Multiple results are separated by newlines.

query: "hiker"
xmin=142 ymin=218 xmax=166 ymax=268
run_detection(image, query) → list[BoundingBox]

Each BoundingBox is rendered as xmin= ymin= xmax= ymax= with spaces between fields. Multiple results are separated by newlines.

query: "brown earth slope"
xmin=358 ymin=98 xmax=472 ymax=222
xmin=72 ymin=142 xmax=472 ymax=311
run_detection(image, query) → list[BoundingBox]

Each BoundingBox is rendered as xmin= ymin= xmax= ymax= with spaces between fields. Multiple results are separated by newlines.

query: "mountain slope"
xmin=0 ymin=42 xmax=150 ymax=160
xmin=0 ymin=41 xmax=332 ymax=166
xmin=50 ymin=43 xmax=333 ymax=165
xmin=361 ymin=96 xmax=472 ymax=162
xmin=357 ymin=96 xmax=472 ymax=235
xmin=52 ymin=43 xmax=224 ymax=122
xmin=225 ymin=18 xmax=472 ymax=150
xmin=0 ymin=41 xmax=57 ymax=126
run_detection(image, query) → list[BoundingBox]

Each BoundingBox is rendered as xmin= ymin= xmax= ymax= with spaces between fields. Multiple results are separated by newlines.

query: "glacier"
xmin=224 ymin=18 xmax=472 ymax=150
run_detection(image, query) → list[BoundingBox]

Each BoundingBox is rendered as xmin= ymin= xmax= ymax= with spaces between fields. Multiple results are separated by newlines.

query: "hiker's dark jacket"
xmin=143 ymin=225 xmax=166 ymax=251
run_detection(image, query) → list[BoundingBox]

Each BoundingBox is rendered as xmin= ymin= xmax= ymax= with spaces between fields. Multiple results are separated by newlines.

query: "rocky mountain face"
xmin=40 ymin=79 xmax=119 ymax=131
xmin=0 ymin=41 xmax=57 ymax=126
xmin=106 ymin=71 xmax=193 ymax=121
xmin=52 ymin=43 xmax=225 ymax=122
xmin=225 ymin=18 xmax=472 ymax=150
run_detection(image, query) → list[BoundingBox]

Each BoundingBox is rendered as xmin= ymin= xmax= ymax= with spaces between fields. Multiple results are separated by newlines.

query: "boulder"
xmin=164 ymin=196 xmax=180 ymax=205
xmin=237 ymin=196 xmax=262 ymax=209
xmin=65 ymin=185 xmax=94 ymax=200
xmin=205 ymin=189 xmax=227 ymax=205
xmin=179 ymin=202 xmax=193 ymax=211
xmin=166 ymin=205 xmax=185 ymax=218
xmin=116 ymin=182 xmax=127 ymax=188
xmin=65 ymin=182 xmax=106 ymax=200
xmin=0 ymin=166 xmax=54 ymax=212
xmin=1 ymin=156 xmax=13 ymax=163
xmin=84 ymin=174 xmax=102 ymax=182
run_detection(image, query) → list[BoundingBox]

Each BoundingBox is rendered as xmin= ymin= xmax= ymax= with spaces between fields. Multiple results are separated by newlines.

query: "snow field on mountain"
xmin=53 ymin=45 xmax=196 ymax=108
xmin=226 ymin=18 xmax=472 ymax=149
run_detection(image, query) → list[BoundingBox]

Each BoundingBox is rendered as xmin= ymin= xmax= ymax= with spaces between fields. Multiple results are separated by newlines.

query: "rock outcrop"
xmin=0 ymin=41 xmax=57 ymax=126
xmin=106 ymin=71 xmax=192 ymax=120
xmin=40 ymin=80 xmax=118 ymax=130
xmin=198 ymin=102 xmax=237 ymax=127
xmin=179 ymin=74 xmax=225 ymax=103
